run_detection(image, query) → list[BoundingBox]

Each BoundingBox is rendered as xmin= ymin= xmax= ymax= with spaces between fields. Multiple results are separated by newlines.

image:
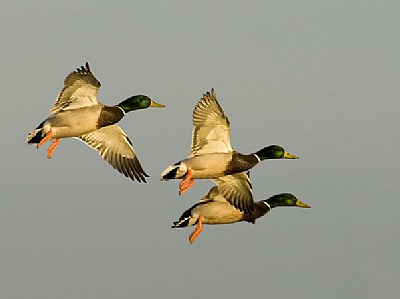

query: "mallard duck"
xmin=172 ymin=185 xmax=311 ymax=244
xmin=27 ymin=62 xmax=165 ymax=182
xmin=161 ymin=88 xmax=298 ymax=212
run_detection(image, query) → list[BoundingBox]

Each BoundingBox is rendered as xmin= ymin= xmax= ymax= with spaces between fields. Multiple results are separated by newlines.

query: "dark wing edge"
xmin=78 ymin=127 xmax=149 ymax=183
xmin=213 ymin=172 xmax=254 ymax=214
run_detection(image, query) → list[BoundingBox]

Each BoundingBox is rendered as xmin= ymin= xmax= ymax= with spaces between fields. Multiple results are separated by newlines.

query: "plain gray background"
xmin=1 ymin=1 xmax=399 ymax=298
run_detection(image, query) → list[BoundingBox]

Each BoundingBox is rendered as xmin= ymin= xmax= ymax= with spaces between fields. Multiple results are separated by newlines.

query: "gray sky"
xmin=1 ymin=1 xmax=399 ymax=298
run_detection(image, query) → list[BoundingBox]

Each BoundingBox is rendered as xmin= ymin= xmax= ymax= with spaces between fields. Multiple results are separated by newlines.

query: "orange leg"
xmin=179 ymin=179 xmax=194 ymax=195
xmin=47 ymin=139 xmax=61 ymax=159
xmin=189 ymin=216 xmax=203 ymax=244
xmin=179 ymin=168 xmax=194 ymax=195
xmin=37 ymin=129 xmax=53 ymax=149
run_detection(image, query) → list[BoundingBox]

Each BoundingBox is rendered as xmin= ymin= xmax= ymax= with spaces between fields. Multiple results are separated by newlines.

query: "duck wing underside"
xmin=190 ymin=88 xmax=233 ymax=157
xmin=213 ymin=171 xmax=254 ymax=214
xmin=78 ymin=124 xmax=148 ymax=182
xmin=51 ymin=62 xmax=101 ymax=114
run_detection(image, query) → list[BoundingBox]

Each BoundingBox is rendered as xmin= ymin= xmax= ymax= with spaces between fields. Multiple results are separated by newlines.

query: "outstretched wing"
xmin=78 ymin=125 xmax=148 ymax=182
xmin=213 ymin=171 xmax=254 ymax=213
xmin=190 ymin=88 xmax=233 ymax=157
xmin=51 ymin=62 xmax=101 ymax=114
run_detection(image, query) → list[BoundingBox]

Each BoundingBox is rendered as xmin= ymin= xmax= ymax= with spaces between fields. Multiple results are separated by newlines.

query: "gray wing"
xmin=190 ymin=88 xmax=233 ymax=157
xmin=213 ymin=171 xmax=254 ymax=213
xmin=78 ymin=125 xmax=148 ymax=182
xmin=51 ymin=62 xmax=100 ymax=114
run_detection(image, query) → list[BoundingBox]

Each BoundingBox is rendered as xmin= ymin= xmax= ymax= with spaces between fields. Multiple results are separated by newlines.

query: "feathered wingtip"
xmin=76 ymin=62 xmax=92 ymax=75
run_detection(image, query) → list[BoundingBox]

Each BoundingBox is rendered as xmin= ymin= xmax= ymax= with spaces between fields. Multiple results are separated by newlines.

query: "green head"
xmin=117 ymin=95 xmax=165 ymax=113
xmin=254 ymin=145 xmax=299 ymax=161
xmin=264 ymin=193 xmax=311 ymax=209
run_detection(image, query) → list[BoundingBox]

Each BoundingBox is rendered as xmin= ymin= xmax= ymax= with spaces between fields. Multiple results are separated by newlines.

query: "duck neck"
xmin=223 ymin=152 xmax=259 ymax=175
xmin=244 ymin=201 xmax=271 ymax=223
xmin=97 ymin=106 xmax=125 ymax=128
xmin=264 ymin=197 xmax=282 ymax=209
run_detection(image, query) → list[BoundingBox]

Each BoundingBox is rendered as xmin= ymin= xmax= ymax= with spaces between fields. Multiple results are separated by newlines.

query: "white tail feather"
xmin=160 ymin=163 xmax=188 ymax=180
xmin=26 ymin=128 xmax=43 ymax=143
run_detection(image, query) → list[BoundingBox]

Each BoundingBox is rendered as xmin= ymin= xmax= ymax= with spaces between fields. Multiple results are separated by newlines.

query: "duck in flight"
xmin=27 ymin=62 xmax=165 ymax=182
xmin=172 ymin=181 xmax=311 ymax=244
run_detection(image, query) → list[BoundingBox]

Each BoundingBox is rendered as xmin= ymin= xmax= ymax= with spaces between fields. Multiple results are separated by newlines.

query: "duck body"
xmin=175 ymin=200 xmax=269 ymax=227
xmin=172 ymin=186 xmax=311 ymax=244
xmin=162 ymin=151 xmax=259 ymax=180
xmin=27 ymin=62 xmax=165 ymax=182
xmin=30 ymin=105 xmax=124 ymax=140
xmin=172 ymin=187 xmax=270 ymax=228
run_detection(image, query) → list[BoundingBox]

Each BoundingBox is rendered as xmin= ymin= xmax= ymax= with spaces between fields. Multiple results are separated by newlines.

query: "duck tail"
xmin=172 ymin=217 xmax=191 ymax=228
xmin=160 ymin=162 xmax=188 ymax=180
xmin=172 ymin=203 xmax=202 ymax=228
xmin=26 ymin=120 xmax=45 ymax=144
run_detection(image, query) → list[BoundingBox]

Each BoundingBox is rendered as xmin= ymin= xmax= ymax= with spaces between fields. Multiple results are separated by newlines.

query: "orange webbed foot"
xmin=47 ymin=139 xmax=60 ymax=159
xmin=179 ymin=168 xmax=194 ymax=195
xmin=37 ymin=130 xmax=53 ymax=149
xmin=189 ymin=216 xmax=203 ymax=244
